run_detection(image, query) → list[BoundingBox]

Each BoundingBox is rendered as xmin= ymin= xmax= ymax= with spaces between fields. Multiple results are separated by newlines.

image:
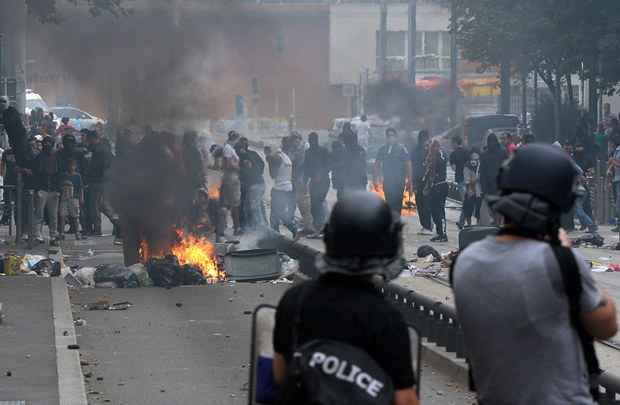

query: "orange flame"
xmin=171 ymin=230 xmax=226 ymax=283
xmin=138 ymin=239 xmax=149 ymax=263
xmin=372 ymin=183 xmax=417 ymax=217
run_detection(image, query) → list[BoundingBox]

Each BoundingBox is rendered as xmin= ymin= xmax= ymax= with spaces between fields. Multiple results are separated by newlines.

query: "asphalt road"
xmin=70 ymin=283 xmax=475 ymax=405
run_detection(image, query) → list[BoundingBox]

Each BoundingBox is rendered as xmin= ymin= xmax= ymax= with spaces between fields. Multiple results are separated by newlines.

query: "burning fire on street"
xmin=171 ymin=231 xmax=225 ymax=282
xmin=372 ymin=183 xmax=417 ymax=217
xmin=138 ymin=230 xmax=226 ymax=284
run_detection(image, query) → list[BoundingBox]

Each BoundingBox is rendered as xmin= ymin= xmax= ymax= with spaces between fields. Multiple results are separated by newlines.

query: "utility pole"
xmin=378 ymin=0 xmax=388 ymax=82
xmin=407 ymin=0 xmax=417 ymax=87
xmin=0 ymin=0 xmax=27 ymax=113
xmin=449 ymin=0 xmax=458 ymax=125
xmin=521 ymin=69 xmax=528 ymax=126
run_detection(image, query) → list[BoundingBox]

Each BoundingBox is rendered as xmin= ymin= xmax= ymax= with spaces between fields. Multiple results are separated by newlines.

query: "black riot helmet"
xmin=497 ymin=143 xmax=577 ymax=212
xmin=322 ymin=191 xmax=403 ymax=278
xmin=489 ymin=143 xmax=578 ymax=237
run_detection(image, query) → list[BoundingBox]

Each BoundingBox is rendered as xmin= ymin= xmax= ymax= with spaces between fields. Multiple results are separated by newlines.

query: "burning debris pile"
xmin=109 ymin=130 xmax=225 ymax=283
xmin=371 ymin=183 xmax=417 ymax=217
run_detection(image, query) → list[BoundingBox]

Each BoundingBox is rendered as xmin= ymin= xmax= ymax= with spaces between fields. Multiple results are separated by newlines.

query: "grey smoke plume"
xmin=29 ymin=0 xmax=274 ymax=129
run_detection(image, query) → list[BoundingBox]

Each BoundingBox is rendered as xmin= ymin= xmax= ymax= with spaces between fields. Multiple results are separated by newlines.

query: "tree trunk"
xmin=500 ymin=58 xmax=512 ymax=114
xmin=553 ymin=74 xmax=562 ymax=142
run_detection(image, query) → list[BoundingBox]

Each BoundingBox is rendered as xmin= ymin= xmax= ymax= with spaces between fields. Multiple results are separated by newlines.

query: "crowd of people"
xmin=0 ymin=98 xmax=120 ymax=246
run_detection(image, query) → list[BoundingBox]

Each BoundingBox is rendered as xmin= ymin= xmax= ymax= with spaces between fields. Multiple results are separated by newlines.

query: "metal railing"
xmin=264 ymin=231 xmax=620 ymax=403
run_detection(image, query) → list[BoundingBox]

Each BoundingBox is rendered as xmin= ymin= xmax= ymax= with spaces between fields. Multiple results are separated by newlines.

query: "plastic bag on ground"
xmin=94 ymin=264 xmax=139 ymax=288
xmin=178 ymin=265 xmax=206 ymax=285
xmin=20 ymin=254 xmax=47 ymax=273
xmin=31 ymin=259 xmax=61 ymax=277
xmin=128 ymin=263 xmax=154 ymax=287
xmin=75 ymin=267 xmax=97 ymax=287
xmin=147 ymin=256 xmax=181 ymax=288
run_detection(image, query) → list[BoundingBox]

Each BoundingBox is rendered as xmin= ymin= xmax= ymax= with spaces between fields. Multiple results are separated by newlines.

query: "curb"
xmin=51 ymin=278 xmax=87 ymax=405
xmin=421 ymin=339 xmax=469 ymax=387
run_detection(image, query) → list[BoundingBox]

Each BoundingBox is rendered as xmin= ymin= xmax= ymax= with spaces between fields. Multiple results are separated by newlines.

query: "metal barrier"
xmin=264 ymin=231 xmax=620 ymax=404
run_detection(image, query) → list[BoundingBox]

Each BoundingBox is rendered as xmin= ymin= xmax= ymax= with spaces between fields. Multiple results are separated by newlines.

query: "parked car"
xmin=25 ymin=89 xmax=49 ymax=115
xmin=49 ymin=106 xmax=106 ymax=130
xmin=440 ymin=114 xmax=520 ymax=149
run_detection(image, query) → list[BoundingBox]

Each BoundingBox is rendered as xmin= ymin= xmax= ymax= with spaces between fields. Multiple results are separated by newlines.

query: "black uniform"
xmin=376 ymin=143 xmax=409 ymax=214
xmin=274 ymin=274 xmax=415 ymax=390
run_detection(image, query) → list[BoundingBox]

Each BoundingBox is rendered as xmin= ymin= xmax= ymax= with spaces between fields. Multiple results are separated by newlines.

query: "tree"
xmin=455 ymin=0 xmax=620 ymax=141
xmin=25 ymin=0 xmax=130 ymax=23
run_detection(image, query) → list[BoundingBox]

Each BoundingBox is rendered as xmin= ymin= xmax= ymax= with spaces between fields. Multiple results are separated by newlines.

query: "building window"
xmin=376 ymin=30 xmax=407 ymax=58
xmin=441 ymin=32 xmax=451 ymax=58
xmin=424 ymin=31 xmax=439 ymax=55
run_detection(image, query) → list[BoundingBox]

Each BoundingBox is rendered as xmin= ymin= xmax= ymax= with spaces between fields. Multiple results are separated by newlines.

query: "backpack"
xmin=278 ymin=285 xmax=395 ymax=405
xmin=450 ymin=233 xmax=602 ymax=400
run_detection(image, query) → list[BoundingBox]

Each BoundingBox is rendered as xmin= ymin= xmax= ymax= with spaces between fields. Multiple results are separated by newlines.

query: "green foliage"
xmin=25 ymin=0 xmax=131 ymax=23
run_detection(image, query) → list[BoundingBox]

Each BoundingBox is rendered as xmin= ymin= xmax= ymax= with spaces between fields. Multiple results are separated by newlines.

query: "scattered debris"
xmin=417 ymin=245 xmax=442 ymax=262
xmin=573 ymin=233 xmax=605 ymax=248
xmin=84 ymin=300 xmax=133 ymax=311
xmin=67 ymin=344 xmax=80 ymax=350
xmin=5 ymin=370 xmax=12 ymax=377
xmin=94 ymin=265 xmax=139 ymax=288
xmin=176 ymin=302 xmax=183 ymax=308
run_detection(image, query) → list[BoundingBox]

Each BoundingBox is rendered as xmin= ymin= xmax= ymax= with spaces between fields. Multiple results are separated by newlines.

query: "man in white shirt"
xmin=356 ymin=115 xmax=371 ymax=151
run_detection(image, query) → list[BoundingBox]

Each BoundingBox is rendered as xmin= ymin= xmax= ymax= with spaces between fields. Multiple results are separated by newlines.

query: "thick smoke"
xmin=28 ymin=0 xmax=276 ymax=129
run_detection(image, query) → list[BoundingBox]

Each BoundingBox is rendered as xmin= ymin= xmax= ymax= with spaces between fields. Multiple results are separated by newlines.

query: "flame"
xmin=372 ymin=183 xmax=417 ymax=217
xmin=138 ymin=239 xmax=149 ymax=263
xmin=171 ymin=230 xmax=225 ymax=282
xmin=208 ymin=184 xmax=220 ymax=200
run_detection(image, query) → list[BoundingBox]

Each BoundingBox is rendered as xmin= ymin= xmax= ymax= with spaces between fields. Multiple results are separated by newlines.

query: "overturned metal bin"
xmin=224 ymin=249 xmax=281 ymax=281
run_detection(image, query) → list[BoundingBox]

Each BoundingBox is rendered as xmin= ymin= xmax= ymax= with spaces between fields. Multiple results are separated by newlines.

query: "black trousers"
xmin=415 ymin=178 xmax=432 ymax=230
xmin=384 ymin=178 xmax=405 ymax=215
xmin=430 ymin=182 xmax=449 ymax=236
xmin=309 ymin=178 xmax=330 ymax=230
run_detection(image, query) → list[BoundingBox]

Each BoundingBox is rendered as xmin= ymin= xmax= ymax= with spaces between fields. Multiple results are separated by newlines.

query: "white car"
xmin=25 ymin=89 xmax=49 ymax=115
xmin=49 ymin=106 xmax=106 ymax=130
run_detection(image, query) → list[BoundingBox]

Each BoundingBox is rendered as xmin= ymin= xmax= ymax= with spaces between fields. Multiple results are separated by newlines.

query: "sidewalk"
xmin=0 ymin=277 xmax=59 ymax=404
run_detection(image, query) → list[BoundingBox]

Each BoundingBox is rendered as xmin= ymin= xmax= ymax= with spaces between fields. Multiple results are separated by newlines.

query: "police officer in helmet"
xmin=273 ymin=191 xmax=420 ymax=405
xmin=453 ymin=144 xmax=618 ymax=405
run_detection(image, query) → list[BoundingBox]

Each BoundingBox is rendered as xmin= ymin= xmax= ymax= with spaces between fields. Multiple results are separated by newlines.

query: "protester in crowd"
xmin=424 ymin=139 xmax=448 ymax=242
xmin=412 ymin=130 xmax=432 ymax=235
xmin=594 ymin=123 xmax=608 ymax=162
xmin=608 ymin=135 xmax=620 ymax=232
xmin=33 ymin=136 xmax=60 ymax=245
xmin=56 ymin=117 xmax=74 ymax=137
xmin=0 ymin=96 xmax=29 ymax=168
xmin=504 ymin=132 xmax=517 ymax=155
xmin=479 ymin=133 xmax=508 ymax=224
xmin=574 ymin=141 xmax=594 ymax=172
xmin=459 ymin=151 xmax=482 ymax=228
xmin=273 ymin=191 xmax=420 ymax=405
xmin=453 ymin=144 xmax=617 ymax=405
xmin=330 ymin=140 xmax=346 ymax=201
xmin=449 ymin=135 xmax=469 ymax=228
xmin=183 ymin=131 xmax=207 ymax=191
xmin=575 ymin=171 xmax=597 ymax=234
xmin=84 ymin=130 xmax=120 ymax=243
xmin=58 ymin=159 xmax=84 ymax=240
xmin=236 ymin=136 xmax=266 ymax=229
xmin=266 ymin=137 xmax=297 ymax=238
xmin=356 ymin=114 xmax=371 ymax=151
xmin=375 ymin=128 xmax=411 ymax=215
xmin=57 ymin=133 xmax=87 ymax=175
xmin=340 ymin=130 xmax=367 ymax=194
xmin=218 ymin=131 xmax=242 ymax=241
xmin=304 ymin=132 xmax=331 ymax=235
xmin=287 ymin=131 xmax=316 ymax=237
xmin=0 ymin=147 xmax=17 ymax=225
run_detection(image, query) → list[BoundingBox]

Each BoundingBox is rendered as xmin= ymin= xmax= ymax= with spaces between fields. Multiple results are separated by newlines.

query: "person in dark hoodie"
xmin=0 ymin=96 xmax=29 ymax=168
xmin=340 ymin=130 xmax=368 ymax=194
xmin=479 ymin=133 xmax=508 ymax=225
xmin=304 ymin=132 xmax=331 ymax=233
xmin=33 ymin=136 xmax=60 ymax=245
xmin=479 ymin=133 xmax=507 ymax=198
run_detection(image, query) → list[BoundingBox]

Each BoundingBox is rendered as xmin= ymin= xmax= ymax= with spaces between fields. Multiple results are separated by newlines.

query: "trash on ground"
xmin=417 ymin=245 xmax=442 ymax=262
xmin=84 ymin=300 xmax=133 ymax=311
xmin=75 ymin=267 xmax=97 ymax=287
xmin=94 ymin=265 xmax=139 ymax=288
xmin=573 ymin=233 xmax=605 ymax=248
xmin=146 ymin=255 xmax=207 ymax=287
xmin=127 ymin=263 xmax=153 ymax=287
